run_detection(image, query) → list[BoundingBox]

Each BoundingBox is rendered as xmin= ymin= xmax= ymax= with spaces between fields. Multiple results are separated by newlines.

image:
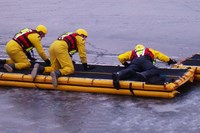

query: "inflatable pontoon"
xmin=0 ymin=62 xmax=194 ymax=99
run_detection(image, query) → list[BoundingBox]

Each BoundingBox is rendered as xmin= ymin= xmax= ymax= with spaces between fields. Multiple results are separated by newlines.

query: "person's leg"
xmin=31 ymin=44 xmax=56 ymax=80
xmin=50 ymin=52 xmax=74 ymax=87
xmin=139 ymin=58 xmax=159 ymax=80
xmin=57 ymin=52 xmax=74 ymax=76
xmin=31 ymin=63 xmax=47 ymax=80
xmin=50 ymin=43 xmax=74 ymax=87
xmin=4 ymin=50 xmax=31 ymax=72
xmin=112 ymin=63 xmax=139 ymax=89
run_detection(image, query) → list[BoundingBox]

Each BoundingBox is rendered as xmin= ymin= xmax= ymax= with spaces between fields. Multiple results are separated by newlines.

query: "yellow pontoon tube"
xmin=174 ymin=53 xmax=200 ymax=80
xmin=0 ymin=62 xmax=194 ymax=99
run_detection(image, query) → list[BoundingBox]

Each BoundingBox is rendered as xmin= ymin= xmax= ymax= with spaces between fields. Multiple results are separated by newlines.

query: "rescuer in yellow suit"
xmin=112 ymin=44 xmax=177 ymax=89
xmin=1 ymin=25 xmax=50 ymax=72
xmin=31 ymin=28 xmax=94 ymax=87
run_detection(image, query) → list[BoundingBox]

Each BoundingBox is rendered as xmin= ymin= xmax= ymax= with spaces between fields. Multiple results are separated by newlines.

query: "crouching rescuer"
xmin=0 ymin=25 xmax=50 ymax=72
xmin=31 ymin=28 xmax=94 ymax=87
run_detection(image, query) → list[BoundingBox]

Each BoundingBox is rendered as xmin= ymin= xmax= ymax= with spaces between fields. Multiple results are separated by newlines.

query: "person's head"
xmin=76 ymin=29 xmax=88 ymax=39
xmin=135 ymin=44 xmax=145 ymax=52
xmin=36 ymin=25 xmax=47 ymax=38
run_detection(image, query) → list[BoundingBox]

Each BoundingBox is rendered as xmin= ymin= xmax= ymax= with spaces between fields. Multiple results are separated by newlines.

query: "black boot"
xmin=0 ymin=59 xmax=6 ymax=64
xmin=112 ymin=69 xmax=135 ymax=89
xmin=31 ymin=63 xmax=45 ymax=80
xmin=4 ymin=63 xmax=15 ymax=72
xmin=112 ymin=72 xmax=120 ymax=89
xmin=50 ymin=70 xmax=61 ymax=87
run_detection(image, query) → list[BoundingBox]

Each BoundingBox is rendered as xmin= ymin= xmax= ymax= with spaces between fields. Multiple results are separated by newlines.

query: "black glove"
xmin=26 ymin=51 xmax=37 ymax=61
xmin=168 ymin=58 xmax=177 ymax=65
xmin=122 ymin=62 xmax=130 ymax=68
xmin=45 ymin=59 xmax=51 ymax=66
xmin=82 ymin=63 xmax=95 ymax=71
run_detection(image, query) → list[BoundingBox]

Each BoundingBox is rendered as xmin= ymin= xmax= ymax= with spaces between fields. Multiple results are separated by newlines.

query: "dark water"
xmin=0 ymin=0 xmax=200 ymax=132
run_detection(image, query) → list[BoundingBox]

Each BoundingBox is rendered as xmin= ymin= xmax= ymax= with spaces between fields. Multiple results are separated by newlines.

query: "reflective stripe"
xmin=136 ymin=49 xmax=145 ymax=57
xmin=130 ymin=48 xmax=155 ymax=61
xmin=13 ymin=28 xmax=37 ymax=52
xmin=26 ymin=47 xmax=33 ymax=52
xmin=69 ymin=50 xmax=77 ymax=56
xmin=57 ymin=32 xmax=78 ymax=53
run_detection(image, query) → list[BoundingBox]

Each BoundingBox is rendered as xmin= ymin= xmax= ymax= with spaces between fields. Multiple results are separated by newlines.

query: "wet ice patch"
xmin=149 ymin=104 xmax=182 ymax=113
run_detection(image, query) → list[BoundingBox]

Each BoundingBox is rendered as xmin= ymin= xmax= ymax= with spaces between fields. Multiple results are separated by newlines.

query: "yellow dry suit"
xmin=44 ymin=32 xmax=87 ymax=76
xmin=5 ymin=28 xmax=48 ymax=70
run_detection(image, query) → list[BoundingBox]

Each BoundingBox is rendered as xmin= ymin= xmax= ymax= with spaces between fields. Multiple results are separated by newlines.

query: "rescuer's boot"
xmin=0 ymin=59 xmax=6 ymax=64
xmin=50 ymin=70 xmax=62 ymax=87
xmin=31 ymin=63 xmax=45 ymax=80
xmin=4 ymin=63 xmax=15 ymax=72
xmin=112 ymin=72 xmax=120 ymax=89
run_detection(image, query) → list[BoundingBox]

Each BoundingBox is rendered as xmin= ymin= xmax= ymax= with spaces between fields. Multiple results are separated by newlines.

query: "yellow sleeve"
xmin=76 ymin=36 xmax=87 ymax=63
xmin=28 ymin=33 xmax=48 ymax=61
xmin=149 ymin=48 xmax=170 ymax=63
xmin=118 ymin=51 xmax=132 ymax=64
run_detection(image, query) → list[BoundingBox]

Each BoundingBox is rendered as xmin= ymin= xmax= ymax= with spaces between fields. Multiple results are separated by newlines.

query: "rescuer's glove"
xmin=168 ymin=58 xmax=177 ymax=65
xmin=45 ymin=59 xmax=51 ymax=66
xmin=82 ymin=63 xmax=95 ymax=71
xmin=122 ymin=62 xmax=130 ymax=68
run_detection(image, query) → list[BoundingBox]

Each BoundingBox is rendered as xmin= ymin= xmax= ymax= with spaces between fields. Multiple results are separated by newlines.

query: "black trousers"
xmin=117 ymin=56 xmax=159 ymax=80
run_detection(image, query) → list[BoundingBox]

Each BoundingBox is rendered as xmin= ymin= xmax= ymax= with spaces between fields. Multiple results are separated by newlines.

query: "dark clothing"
xmin=112 ymin=45 xmax=176 ymax=89
xmin=116 ymin=55 xmax=159 ymax=80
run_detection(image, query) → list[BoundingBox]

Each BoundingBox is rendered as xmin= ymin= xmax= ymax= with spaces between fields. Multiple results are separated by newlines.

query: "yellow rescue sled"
xmin=174 ymin=53 xmax=200 ymax=80
xmin=0 ymin=62 xmax=194 ymax=99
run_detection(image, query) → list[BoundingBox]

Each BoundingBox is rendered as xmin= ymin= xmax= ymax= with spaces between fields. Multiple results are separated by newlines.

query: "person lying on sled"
xmin=31 ymin=28 xmax=94 ymax=87
xmin=112 ymin=44 xmax=177 ymax=89
xmin=0 ymin=25 xmax=50 ymax=72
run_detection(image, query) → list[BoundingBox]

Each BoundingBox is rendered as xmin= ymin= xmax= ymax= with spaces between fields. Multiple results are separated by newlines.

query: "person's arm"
xmin=149 ymin=48 xmax=176 ymax=64
xmin=76 ymin=35 xmax=95 ymax=70
xmin=28 ymin=33 xmax=50 ymax=66
xmin=118 ymin=51 xmax=132 ymax=66
xmin=28 ymin=33 xmax=48 ymax=61
xmin=76 ymin=35 xmax=87 ymax=64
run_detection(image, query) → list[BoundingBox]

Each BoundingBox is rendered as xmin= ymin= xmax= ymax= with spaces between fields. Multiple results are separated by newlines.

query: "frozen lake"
xmin=0 ymin=0 xmax=200 ymax=132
